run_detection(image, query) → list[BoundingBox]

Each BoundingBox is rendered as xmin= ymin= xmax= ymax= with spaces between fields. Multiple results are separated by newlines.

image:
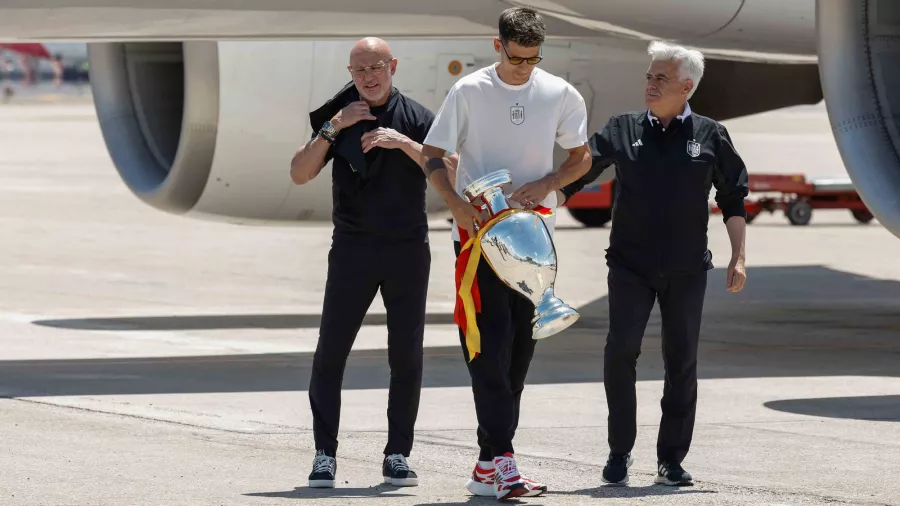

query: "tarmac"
xmin=1 ymin=92 xmax=899 ymax=505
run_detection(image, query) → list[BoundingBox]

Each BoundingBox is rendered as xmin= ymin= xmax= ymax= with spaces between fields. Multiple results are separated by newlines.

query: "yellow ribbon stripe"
xmin=457 ymin=208 xmax=517 ymax=362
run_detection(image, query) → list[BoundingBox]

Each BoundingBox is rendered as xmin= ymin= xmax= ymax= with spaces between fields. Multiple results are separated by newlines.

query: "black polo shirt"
xmin=561 ymin=108 xmax=749 ymax=277
xmin=310 ymin=84 xmax=434 ymax=243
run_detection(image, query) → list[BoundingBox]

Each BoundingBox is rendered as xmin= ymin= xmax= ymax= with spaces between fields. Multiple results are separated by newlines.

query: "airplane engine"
xmin=816 ymin=0 xmax=900 ymax=240
xmin=88 ymin=40 xmax=457 ymax=225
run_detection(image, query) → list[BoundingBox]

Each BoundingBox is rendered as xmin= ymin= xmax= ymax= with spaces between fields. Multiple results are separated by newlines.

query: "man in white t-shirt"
xmin=421 ymin=6 xmax=591 ymax=501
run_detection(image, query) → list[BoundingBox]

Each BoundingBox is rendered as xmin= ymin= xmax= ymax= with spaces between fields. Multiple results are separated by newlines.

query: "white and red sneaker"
xmin=466 ymin=455 xmax=548 ymax=499
xmin=465 ymin=460 xmax=496 ymax=497
xmin=492 ymin=453 xmax=529 ymax=501
xmin=521 ymin=474 xmax=548 ymax=497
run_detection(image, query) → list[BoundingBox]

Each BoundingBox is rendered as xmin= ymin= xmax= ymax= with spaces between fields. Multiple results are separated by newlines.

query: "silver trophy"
xmin=463 ymin=169 xmax=579 ymax=340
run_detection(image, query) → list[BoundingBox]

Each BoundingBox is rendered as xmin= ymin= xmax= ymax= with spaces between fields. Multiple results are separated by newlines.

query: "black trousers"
xmin=309 ymin=236 xmax=431 ymax=457
xmin=604 ymin=264 xmax=707 ymax=465
xmin=453 ymin=241 xmax=537 ymax=461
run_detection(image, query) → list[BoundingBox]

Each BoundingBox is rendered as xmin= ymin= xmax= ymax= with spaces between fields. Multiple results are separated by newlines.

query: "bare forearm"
xmin=423 ymin=146 xmax=466 ymax=206
xmin=399 ymin=139 xmax=427 ymax=169
xmin=544 ymin=144 xmax=592 ymax=192
xmin=290 ymin=135 xmax=331 ymax=185
xmin=429 ymin=168 xmax=460 ymax=203
xmin=725 ymin=215 xmax=746 ymax=261
xmin=405 ymin=139 xmax=459 ymax=182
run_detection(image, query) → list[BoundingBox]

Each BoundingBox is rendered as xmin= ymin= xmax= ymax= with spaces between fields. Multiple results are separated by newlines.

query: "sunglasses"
xmin=501 ymin=43 xmax=543 ymax=65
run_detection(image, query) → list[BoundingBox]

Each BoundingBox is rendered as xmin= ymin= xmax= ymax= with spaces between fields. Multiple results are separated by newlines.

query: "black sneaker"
xmin=601 ymin=453 xmax=633 ymax=486
xmin=308 ymin=449 xmax=336 ymax=488
xmin=383 ymin=454 xmax=419 ymax=487
xmin=655 ymin=461 xmax=693 ymax=486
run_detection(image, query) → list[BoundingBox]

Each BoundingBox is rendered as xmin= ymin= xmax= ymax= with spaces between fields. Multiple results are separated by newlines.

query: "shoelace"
xmin=495 ymin=457 xmax=519 ymax=481
xmin=313 ymin=453 xmax=334 ymax=474
xmin=660 ymin=462 xmax=683 ymax=475
xmin=386 ymin=454 xmax=410 ymax=472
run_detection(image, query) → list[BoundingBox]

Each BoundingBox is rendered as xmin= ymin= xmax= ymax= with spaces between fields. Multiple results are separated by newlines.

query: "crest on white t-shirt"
xmin=510 ymin=105 xmax=525 ymax=125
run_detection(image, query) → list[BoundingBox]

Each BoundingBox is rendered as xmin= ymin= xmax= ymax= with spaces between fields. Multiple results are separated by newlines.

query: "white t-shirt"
xmin=424 ymin=63 xmax=589 ymax=241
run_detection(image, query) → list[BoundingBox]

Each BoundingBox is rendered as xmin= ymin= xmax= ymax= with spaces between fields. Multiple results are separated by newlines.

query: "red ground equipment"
xmin=561 ymin=174 xmax=873 ymax=227
xmin=562 ymin=179 xmax=616 ymax=227
xmin=709 ymin=173 xmax=874 ymax=225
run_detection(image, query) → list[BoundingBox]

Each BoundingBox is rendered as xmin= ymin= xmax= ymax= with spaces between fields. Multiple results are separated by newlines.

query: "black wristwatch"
xmin=318 ymin=120 xmax=337 ymax=143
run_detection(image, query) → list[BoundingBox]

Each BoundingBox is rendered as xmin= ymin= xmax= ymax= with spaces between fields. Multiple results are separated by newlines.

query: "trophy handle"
xmin=467 ymin=190 xmax=529 ymax=234
xmin=470 ymin=201 xmax=488 ymax=233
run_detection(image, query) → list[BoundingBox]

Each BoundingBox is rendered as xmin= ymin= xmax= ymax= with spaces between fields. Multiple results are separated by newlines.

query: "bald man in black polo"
xmin=290 ymin=37 xmax=457 ymax=489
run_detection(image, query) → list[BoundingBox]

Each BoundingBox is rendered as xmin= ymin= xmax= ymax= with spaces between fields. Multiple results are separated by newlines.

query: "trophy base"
xmin=531 ymin=294 xmax=580 ymax=340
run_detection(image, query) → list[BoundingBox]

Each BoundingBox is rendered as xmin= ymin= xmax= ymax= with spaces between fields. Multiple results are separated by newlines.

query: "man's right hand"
xmin=450 ymin=198 xmax=483 ymax=239
xmin=332 ymin=101 xmax=377 ymax=132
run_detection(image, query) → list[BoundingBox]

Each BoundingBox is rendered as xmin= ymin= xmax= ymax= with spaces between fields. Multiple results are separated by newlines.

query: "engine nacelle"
xmin=817 ymin=0 xmax=900 ymax=239
xmin=89 ymin=40 xmax=466 ymax=225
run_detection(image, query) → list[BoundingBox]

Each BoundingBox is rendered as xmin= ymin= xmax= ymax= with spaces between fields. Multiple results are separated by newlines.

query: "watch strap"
xmin=319 ymin=129 xmax=335 ymax=143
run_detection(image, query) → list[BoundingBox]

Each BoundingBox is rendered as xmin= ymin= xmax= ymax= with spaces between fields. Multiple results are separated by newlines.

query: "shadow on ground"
xmin=244 ymin=486 xmax=414 ymax=500
xmin=764 ymin=395 xmax=900 ymax=422
xmin=32 ymin=312 xmax=457 ymax=331
xmin=32 ymin=313 xmax=453 ymax=332
xmin=2 ymin=265 xmax=898 ymax=398
xmin=243 ymin=488 xmax=540 ymax=505
xmin=554 ymin=484 xmax=715 ymax=499
xmin=242 ymin=484 xmax=717 ymax=504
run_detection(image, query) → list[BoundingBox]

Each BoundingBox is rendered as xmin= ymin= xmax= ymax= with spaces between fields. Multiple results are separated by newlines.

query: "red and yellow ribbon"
xmin=454 ymin=205 xmax=554 ymax=362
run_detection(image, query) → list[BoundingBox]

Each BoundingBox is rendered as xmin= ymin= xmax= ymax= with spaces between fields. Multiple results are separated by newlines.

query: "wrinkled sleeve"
xmin=712 ymin=124 xmax=749 ymax=221
xmin=559 ymin=116 xmax=618 ymax=203
xmin=423 ymin=84 xmax=467 ymax=154
xmin=555 ymin=85 xmax=589 ymax=150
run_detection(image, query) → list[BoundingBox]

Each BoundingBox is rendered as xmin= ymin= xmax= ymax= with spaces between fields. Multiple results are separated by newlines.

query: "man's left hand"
xmin=361 ymin=127 xmax=408 ymax=153
xmin=726 ymin=256 xmax=747 ymax=292
xmin=509 ymin=175 xmax=556 ymax=209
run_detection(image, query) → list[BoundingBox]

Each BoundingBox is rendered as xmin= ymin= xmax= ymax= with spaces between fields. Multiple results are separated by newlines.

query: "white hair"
xmin=647 ymin=40 xmax=705 ymax=99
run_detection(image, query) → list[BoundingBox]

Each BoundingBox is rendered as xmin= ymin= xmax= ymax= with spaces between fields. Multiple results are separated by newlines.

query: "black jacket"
xmin=561 ymin=109 xmax=749 ymax=277
xmin=309 ymin=82 xmax=435 ymax=242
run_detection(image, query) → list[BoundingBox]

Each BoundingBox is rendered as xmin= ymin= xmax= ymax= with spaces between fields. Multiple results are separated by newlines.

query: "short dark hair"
xmin=498 ymin=7 xmax=546 ymax=47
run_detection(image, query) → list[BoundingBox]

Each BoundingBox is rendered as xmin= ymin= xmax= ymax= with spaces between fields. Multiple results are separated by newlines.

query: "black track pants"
xmin=309 ymin=237 xmax=431 ymax=457
xmin=453 ymin=241 xmax=537 ymax=460
xmin=604 ymin=265 xmax=707 ymax=464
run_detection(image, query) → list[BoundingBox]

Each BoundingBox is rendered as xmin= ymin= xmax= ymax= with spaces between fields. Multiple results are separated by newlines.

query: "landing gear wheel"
xmin=851 ymin=209 xmax=874 ymax=224
xmin=786 ymin=199 xmax=812 ymax=226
